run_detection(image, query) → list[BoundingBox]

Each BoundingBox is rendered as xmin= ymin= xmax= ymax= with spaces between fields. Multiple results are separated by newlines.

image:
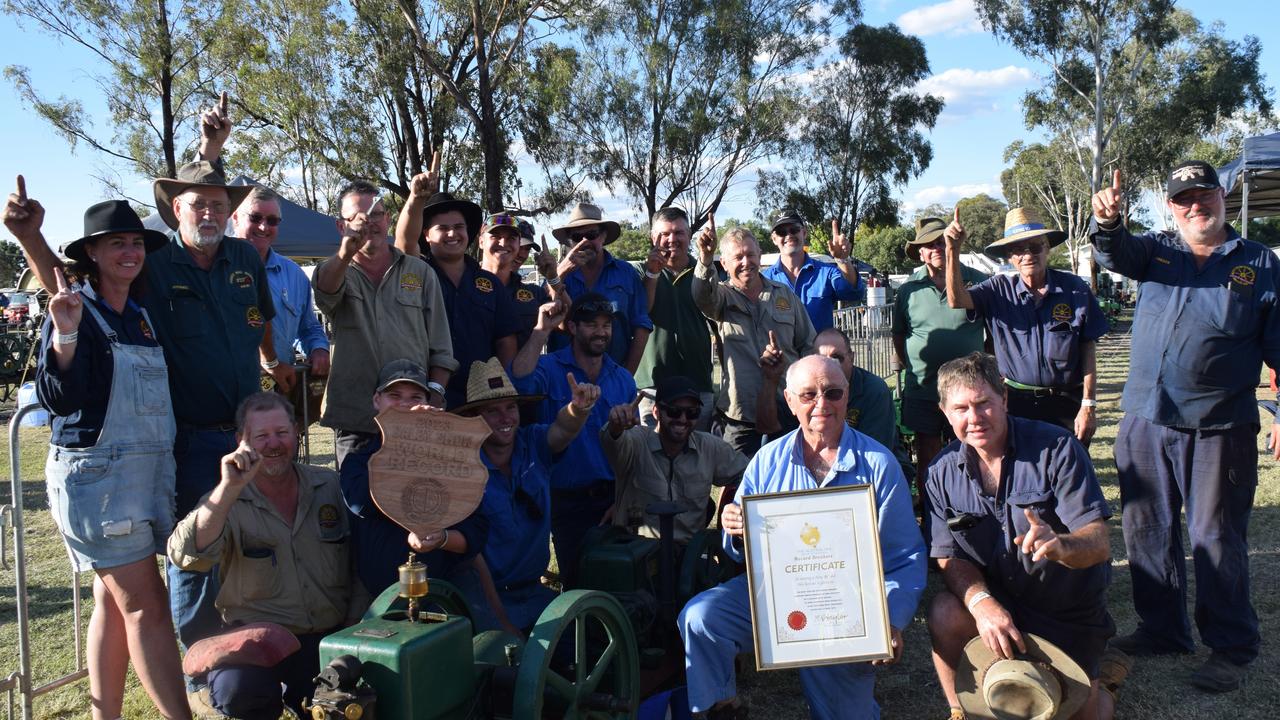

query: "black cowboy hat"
xmin=421 ymin=192 xmax=483 ymax=245
xmin=62 ymin=200 xmax=170 ymax=265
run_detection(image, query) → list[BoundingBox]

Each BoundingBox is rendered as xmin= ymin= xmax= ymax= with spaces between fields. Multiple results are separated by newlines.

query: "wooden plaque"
xmin=368 ymin=407 xmax=492 ymax=537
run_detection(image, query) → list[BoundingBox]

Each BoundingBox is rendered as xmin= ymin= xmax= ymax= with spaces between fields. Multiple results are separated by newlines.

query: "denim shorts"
xmin=45 ymin=443 xmax=177 ymax=572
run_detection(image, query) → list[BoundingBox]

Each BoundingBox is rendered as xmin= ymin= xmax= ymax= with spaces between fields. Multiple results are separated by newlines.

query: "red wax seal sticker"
xmin=787 ymin=611 xmax=807 ymax=631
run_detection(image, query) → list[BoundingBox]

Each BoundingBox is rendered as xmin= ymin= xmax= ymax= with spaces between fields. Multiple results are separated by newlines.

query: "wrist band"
xmin=261 ymin=358 xmax=280 ymax=370
xmin=967 ymin=591 xmax=992 ymax=611
xmin=53 ymin=331 xmax=78 ymax=345
xmin=427 ymin=381 xmax=446 ymax=396
xmin=437 ymin=528 xmax=450 ymax=550
xmin=1080 ymin=398 xmax=1097 ymax=408
xmin=645 ymin=269 xmax=661 ymax=279
xmin=546 ymin=276 xmax=562 ymax=287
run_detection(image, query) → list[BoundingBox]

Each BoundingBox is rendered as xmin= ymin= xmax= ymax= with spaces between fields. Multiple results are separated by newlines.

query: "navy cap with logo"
xmin=1166 ymin=160 xmax=1221 ymax=198
xmin=375 ymin=358 xmax=430 ymax=394
xmin=655 ymin=376 xmax=701 ymax=405
xmin=771 ymin=208 xmax=807 ymax=232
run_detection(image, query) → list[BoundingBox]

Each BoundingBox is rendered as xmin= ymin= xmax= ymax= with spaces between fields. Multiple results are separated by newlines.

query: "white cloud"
xmin=916 ymin=65 xmax=1036 ymax=117
xmin=896 ymin=0 xmax=983 ymax=37
xmin=899 ymin=182 xmax=1004 ymax=215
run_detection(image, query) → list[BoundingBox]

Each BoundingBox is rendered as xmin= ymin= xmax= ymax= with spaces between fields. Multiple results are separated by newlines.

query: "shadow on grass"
xmin=0 ymin=581 xmax=82 ymax=621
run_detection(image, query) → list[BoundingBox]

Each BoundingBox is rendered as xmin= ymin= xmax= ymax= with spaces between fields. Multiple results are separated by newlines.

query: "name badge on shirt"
xmin=230 ymin=271 xmax=254 ymax=289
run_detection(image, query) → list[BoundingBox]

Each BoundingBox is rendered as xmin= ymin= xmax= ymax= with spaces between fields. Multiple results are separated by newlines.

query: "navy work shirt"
xmin=143 ymin=234 xmax=273 ymax=427
xmin=927 ymin=417 xmax=1111 ymax=631
xmin=506 ymin=276 xmax=549 ymax=350
xmin=547 ymin=251 xmax=653 ymax=364
xmin=36 ymin=288 xmax=160 ymax=448
xmin=967 ymin=270 xmax=1108 ymax=387
xmin=761 ymin=254 xmax=864 ymax=331
xmin=1091 ymin=221 xmax=1280 ymax=429
xmin=428 ymin=256 xmax=521 ymax=409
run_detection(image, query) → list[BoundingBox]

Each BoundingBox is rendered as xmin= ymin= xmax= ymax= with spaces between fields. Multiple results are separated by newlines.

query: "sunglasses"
xmin=794 ymin=387 xmax=846 ymax=405
xmin=1006 ymin=242 xmax=1046 ymax=256
xmin=567 ymin=228 xmax=602 ymax=244
xmin=774 ymin=224 xmax=804 ymax=237
xmin=572 ymin=300 xmax=615 ymax=318
xmin=660 ymin=404 xmax=701 ymax=420
xmin=247 ymin=213 xmax=282 ymax=227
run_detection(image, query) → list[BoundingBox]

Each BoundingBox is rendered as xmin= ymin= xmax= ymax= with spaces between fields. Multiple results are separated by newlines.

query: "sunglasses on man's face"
xmin=247 ymin=213 xmax=282 ymax=227
xmin=660 ymin=404 xmax=701 ymax=420
xmin=1006 ymin=242 xmax=1046 ymax=257
xmin=567 ymin=228 xmax=602 ymax=244
xmin=572 ymin=300 xmax=615 ymax=318
xmin=794 ymin=387 xmax=846 ymax=405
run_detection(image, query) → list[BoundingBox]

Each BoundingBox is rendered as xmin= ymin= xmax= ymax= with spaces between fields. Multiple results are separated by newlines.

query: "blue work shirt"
xmin=1091 ymin=221 xmax=1280 ymax=429
xmin=926 ymin=416 xmax=1111 ymax=632
xmin=339 ymin=435 xmax=487 ymax=597
xmin=762 ymin=254 xmax=864 ymax=331
xmin=263 ymin=249 xmax=329 ymax=364
xmin=728 ymin=425 xmax=926 ymax=630
xmin=428 ymin=256 xmax=521 ymax=409
xmin=511 ymin=347 xmax=637 ymax=491
xmin=507 ymin=276 xmax=549 ymax=349
xmin=547 ymin=251 xmax=653 ymax=365
xmin=143 ymin=234 xmax=273 ymax=427
xmin=36 ymin=286 xmax=160 ymax=448
xmin=967 ymin=270 xmax=1108 ymax=387
xmin=479 ymin=424 xmax=554 ymax=588
xmin=845 ymin=366 xmax=896 ymax=453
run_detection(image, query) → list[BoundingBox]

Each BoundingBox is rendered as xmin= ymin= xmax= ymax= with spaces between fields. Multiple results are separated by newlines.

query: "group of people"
xmin=1 ymin=92 xmax=1275 ymax=720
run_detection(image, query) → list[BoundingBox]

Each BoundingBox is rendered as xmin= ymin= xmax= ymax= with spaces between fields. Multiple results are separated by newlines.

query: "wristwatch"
xmin=426 ymin=381 xmax=446 ymax=397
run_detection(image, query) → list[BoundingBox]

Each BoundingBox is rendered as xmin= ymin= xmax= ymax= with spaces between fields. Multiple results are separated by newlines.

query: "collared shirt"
xmin=427 ymin=255 xmax=521 ymax=409
xmin=926 ymin=417 xmax=1111 ymax=629
xmin=168 ymin=463 xmax=369 ymax=633
xmin=761 ymin=254 xmax=864 ymax=331
xmin=845 ymin=366 xmax=896 ymax=453
xmin=37 ymin=286 xmax=159 ymax=447
xmin=968 ymin=269 xmax=1107 ymax=387
xmin=263 ymin=249 xmax=329 ymax=364
xmin=728 ymin=425 xmax=927 ymax=630
xmin=143 ymin=234 xmax=273 ymax=426
xmin=547 ymin=251 xmax=653 ymax=364
xmin=511 ymin=347 xmax=637 ymax=490
xmin=634 ymin=262 xmax=715 ymax=393
xmin=313 ymin=246 xmax=457 ymax=434
xmin=892 ymin=265 xmax=989 ymax=403
xmin=601 ymin=427 xmax=748 ymax=543
xmin=506 ymin=276 xmax=549 ymax=349
xmin=479 ymin=425 xmax=553 ymax=588
xmin=339 ymin=435 xmax=486 ymax=596
xmin=1091 ymin=221 xmax=1280 ymax=429
xmin=691 ymin=262 xmax=817 ymax=423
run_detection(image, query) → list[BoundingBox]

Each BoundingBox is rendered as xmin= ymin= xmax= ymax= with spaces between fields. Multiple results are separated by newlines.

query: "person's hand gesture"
xmin=3 ymin=175 xmax=45 ymax=241
xmin=607 ymin=391 xmax=644 ymax=435
xmin=408 ymin=151 xmax=441 ymax=201
xmin=556 ymin=237 xmax=592 ymax=278
xmin=829 ymin=219 xmax=852 ymax=260
xmin=1092 ymin=169 xmax=1123 ymax=225
xmin=759 ymin=330 xmax=785 ymax=384
xmin=944 ymin=206 xmax=965 ymax=251
xmin=47 ymin=267 xmax=82 ymax=336
xmin=1014 ymin=508 xmax=1063 ymax=563
xmin=695 ymin=212 xmax=717 ymax=264
xmin=220 ymin=441 xmax=261 ymax=490
xmin=337 ymin=226 xmax=366 ymax=262
xmin=970 ymin=593 xmax=1026 ymax=660
xmin=645 ymin=243 xmax=665 ymax=276
xmin=567 ymin=373 xmax=600 ymax=414
xmin=200 ymin=92 xmax=232 ymax=148
xmin=720 ymin=501 xmax=744 ymax=537
xmin=534 ymin=299 xmax=567 ymax=333
xmin=535 ymin=235 xmax=558 ymax=281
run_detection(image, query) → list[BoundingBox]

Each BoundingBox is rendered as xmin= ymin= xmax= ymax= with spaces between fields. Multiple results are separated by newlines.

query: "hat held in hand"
xmin=955 ymin=633 xmax=1091 ymax=720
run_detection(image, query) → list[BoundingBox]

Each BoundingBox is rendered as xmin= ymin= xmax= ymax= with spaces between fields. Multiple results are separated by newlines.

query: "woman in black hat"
xmin=27 ymin=197 xmax=190 ymax=718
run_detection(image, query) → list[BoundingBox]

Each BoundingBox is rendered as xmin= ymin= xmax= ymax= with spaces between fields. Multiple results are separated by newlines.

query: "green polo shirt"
xmin=634 ymin=263 xmax=714 ymax=392
xmin=892 ymin=264 xmax=988 ymax=403
xmin=143 ymin=234 xmax=273 ymax=426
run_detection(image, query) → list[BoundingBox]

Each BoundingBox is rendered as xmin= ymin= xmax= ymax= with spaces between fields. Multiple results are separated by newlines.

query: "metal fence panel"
xmin=833 ymin=305 xmax=896 ymax=379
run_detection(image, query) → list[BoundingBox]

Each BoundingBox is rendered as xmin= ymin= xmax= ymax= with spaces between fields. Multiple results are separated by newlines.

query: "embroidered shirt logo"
xmin=246 ymin=306 xmax=264 ymax=328
xmin=475 ymin=277 xmax=494 ymax=293
xmin=400 ymin=272 xmax=423 ymax=292
xmin=1229 ymin=265 xmax=1256 ymax=286
xmin=774 ymin=296 xmax=791 ymax=311
xmin=515 ymin=288 xmax=535 ymax=302
xmin=1051 ymin=303 xmax=1073 ymax=322
xmin=229 ymin=271 xmax=254 ymax=289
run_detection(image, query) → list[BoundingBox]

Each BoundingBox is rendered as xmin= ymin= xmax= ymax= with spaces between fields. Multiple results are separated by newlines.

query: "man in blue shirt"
xmin=1091 ymin=161 xmax=1280 ymax=692
xmin=512 ymin=292 xmax=638 ymax=587
xmin=944 ymin=207 xmax=1108 ymax=442
xmin=548 ymin=202 xmax=653 ymax=373
xmin=678 ymin=355 xmax=926 ymax=720
xmin=231 ymin=186 xmax=330 ymax=386
xmin=924 ymin=352 xmax=1115 ymax=720
xmin=760 ymin=208 xmax=864 ymax=331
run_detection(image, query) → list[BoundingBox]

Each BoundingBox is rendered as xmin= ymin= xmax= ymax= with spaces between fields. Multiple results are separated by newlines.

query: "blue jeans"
xmin=169 ymin=427 xmax=237 ymax=651
xmin=207 ymin=631 xmax=328 ymax=719
xmin=550 ymin=487 xmax=613 ymax=588
xmin=451 ymin=562 xmax=556 ymax=632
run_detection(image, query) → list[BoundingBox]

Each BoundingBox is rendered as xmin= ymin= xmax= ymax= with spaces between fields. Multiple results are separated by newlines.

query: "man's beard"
xmin=181 ymin=218 xmax=222 ymax=249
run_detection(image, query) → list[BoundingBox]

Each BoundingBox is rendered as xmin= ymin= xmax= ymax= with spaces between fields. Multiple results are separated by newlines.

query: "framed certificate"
xmin=742 ymin=484 xmax=891 ymax=670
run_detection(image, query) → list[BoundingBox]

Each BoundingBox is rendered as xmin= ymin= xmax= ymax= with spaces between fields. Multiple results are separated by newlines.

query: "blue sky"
xmin=1 ymin=0 xmax=1275 ymax=247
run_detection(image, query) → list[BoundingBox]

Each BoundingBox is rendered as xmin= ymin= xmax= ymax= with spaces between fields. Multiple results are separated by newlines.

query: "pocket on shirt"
xmin=1215 ymin=287 xmax=1257 ymax=337
xmin=1044 ymin=323 xmax=1079 ymax=373
xmin=238 ymin=546 xmax=282 ymax=600
xmin=164 ymin=292 xmax=208 ymax=340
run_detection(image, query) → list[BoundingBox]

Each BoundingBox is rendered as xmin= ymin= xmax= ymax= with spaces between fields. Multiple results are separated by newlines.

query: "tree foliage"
xmin=955 ymin=194 xmax=1008 ymax=254
xmin=854 ymin=224 xmax=915 ymax=275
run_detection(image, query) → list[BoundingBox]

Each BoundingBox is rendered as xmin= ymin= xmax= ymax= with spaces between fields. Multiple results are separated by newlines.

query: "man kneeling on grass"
xmin=925 ymin=352 xmax=1127 ymax=720
xmin=168 ymin=392 xmax=368 ymax=719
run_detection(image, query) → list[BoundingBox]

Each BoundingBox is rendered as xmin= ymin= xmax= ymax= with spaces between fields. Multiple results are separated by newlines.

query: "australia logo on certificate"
xmin=766 ymin=509 xmax=865 ymax=643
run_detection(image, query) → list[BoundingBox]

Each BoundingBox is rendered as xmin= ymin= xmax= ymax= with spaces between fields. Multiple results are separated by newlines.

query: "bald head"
xmin=785 ymin=355 xmax=846 ymax=392
xmin=784 ymin=355 xmax=848 ymax=439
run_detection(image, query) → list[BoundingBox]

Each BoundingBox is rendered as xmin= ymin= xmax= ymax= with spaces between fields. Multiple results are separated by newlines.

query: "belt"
xmin=1004 ymin=379 xmax=1082 ymax=398
xmin=178 ymin=422 xmax=237 ymax=433
xmin=551 ymin=481 xmax=613 ymax=500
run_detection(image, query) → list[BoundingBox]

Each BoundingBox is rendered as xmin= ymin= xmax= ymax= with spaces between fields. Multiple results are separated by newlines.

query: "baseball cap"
xmin=375 ymin=359 xmax=430 ymax=394
xmin=569 ymin=292 xmax=616 ymax=322
xmin=655 ymin=376 xmax=701 ymax=405
xmin=481 ymin=212 xmax=521 ymax=236
xmin=770 ymin=208 xmax=807 ymax=232
xmin=517 ymin=219 xmax=536 ymax=247
xmin=1166 ymin=160 xmax=1221 ymax=198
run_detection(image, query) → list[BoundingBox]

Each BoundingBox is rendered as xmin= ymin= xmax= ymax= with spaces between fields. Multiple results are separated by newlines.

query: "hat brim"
xmin=422 ymin=199 xmax=484 ymax=245
xmin=62 ymin=227 xmax=171 ymax=266
xmin=551 ymin=219 xmax=622 ymax=246
xmin=452 ymin=392 xmax=546 ymax=415
xmin=152 ymin=179 xmax=253 ymax=231
xmin=906 ymin=227 xmax=946 ymax=262
xmin=983 ymin=228 xmax=1067 ymax=260
xmin=956 ymin=633 xmax=1092 ymax=720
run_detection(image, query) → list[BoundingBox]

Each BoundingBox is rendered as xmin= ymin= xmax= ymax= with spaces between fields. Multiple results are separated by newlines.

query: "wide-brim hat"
xmin=422 ymin=192 xmax=483 ymax=244
xmin=551 ymin=202 xmax=621 ymax=246
xmin=62 ymin=200 xmax=170 ymax=265
xmin=452 ymin=357 xmax=545 ymax=414
xmin=152 ymin=161 xmax=253 ymax=230
xmin=956 ymin=633 xmax=1091 ymax=720
xmin=907 ymin=217 xmax=948 ymax=262
xmin=984 ymin=207 xmax=1066 ymax=260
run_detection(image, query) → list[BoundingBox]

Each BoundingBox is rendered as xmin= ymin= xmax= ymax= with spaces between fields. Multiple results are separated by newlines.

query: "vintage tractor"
xmin=311 ymin=502 xmax=737 ymax=719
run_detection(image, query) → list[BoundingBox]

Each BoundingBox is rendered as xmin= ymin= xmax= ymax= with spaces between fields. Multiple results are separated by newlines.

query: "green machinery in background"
xmin=313 ymin=502 xmax=737 ymax=719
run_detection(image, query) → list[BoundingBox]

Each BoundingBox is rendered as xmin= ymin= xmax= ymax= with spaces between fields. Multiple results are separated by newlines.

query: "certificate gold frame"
xmin=742 ymin=484 xmax=891 ymax=670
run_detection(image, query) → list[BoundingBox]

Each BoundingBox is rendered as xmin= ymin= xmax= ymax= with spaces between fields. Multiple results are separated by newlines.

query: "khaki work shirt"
xmin=313 ymin=247 xmax=456 ymax=434
xmin=691 ymin=261 xmax=816 ymax=423
xmin=168 ymin=463 xmax=369 ymax=634
xmin=602 ymin=427 xmax=749 ymax=543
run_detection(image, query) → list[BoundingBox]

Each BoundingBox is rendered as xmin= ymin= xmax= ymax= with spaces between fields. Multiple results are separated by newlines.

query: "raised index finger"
xmin=954 ymin=206 xmax=960 ymax=224
xmin=566 ymin=372 xmax=579 ymax=390
xmin=540 ymin=235 xmax=550 ymax=254
xmin=53 ymin=266 xmax=68 ymax=292
xmin=1023 ymin=507 xmax=1045 ymax=526
xmin=831 ymin=218 xmax=839 ymax=238
xmin=429 ymin=150 xmax=441 ymax=176
xmin=768 ymin=330 xmax=779 ymax=349
xmin=708 ymin=212 xmax=716 ymax=235
xmin=218 ymin=91 xmax=229 ymax=114
xmin=16 ymin=175 xmax=27 ymax=203
xmin=1112 ymin=168 xmax=1122 ymax=192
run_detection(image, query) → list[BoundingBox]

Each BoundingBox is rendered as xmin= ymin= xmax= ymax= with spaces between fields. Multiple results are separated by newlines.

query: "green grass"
xmin=2 ymin=323 xmax=1279 ymax=717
